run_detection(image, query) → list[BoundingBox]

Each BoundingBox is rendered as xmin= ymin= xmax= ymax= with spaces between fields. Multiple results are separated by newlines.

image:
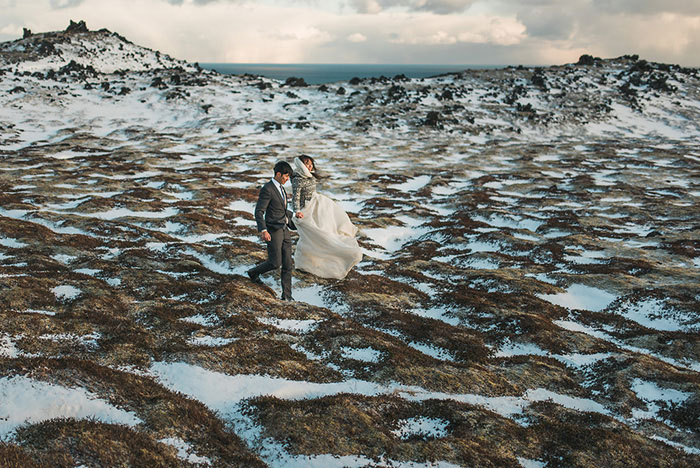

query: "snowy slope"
xmin=0 ymin=20 xmax=194 ymax=73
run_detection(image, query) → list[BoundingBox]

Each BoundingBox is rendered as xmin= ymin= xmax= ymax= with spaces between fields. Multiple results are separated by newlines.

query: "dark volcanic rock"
xmin=356 ymin=118 xmax=372 ymax=129
xmin=517 ymin=102 xmax=535 ymax=113
xmin=439 ymin=89 xmax=454 ymax=101
xmin=387 ymin=84 xmax=408 ymax=102
xmin=58 ymin=60 xmax=99 ymax=79
xmin=262 ymin=120 xmax=282 ymax=131
xmin=66 ymin=20 xmax=89 ymax=34
xmin=649 ymin=73 xmax=677 ymax=93
xmin=284 ymin=76 xmax=307 ymax=87
xmin=165 ymin=88 xmax=190 ymax=100
xmin=370 ymin=75 xmax=391 ymax=85
xmin=150 ymin=76 xmax=168 ymax=89
xmin=424 ymin=110 xmax=443 ymax=129
xmin=577 ymin=54 xmax=601 ymax=66
xmin=254 ymin=81 xmax=273 ymax=90
xmin=630 ymin=59 xmax=654 ymax=74
xmin=37 ymin=41 xmax=56 ymax=56
xmin=531 ymin=69 xmax=548 ymax=90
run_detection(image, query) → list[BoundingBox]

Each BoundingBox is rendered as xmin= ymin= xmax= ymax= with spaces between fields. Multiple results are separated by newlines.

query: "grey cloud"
xmin=593 ymin=0 xmax=700 ymax=15
xmin=501 ymin=1 xmax=587 ymax=41
xmin=415 ymin=0 xmax=475 ymax=14
xmin=348 ymin=0 xmax=376 ymax=13
xmin=313 ymin=34 xmax=543 ymax=65
xmin=164 ymin=0 xmax=230 ymax=5
xmin=350 ymin=0 xmax=474 ymax=15
xmin=49 ymin=0 xmax=85 ymax=8
xmin=164 ymin=0 xmax=474 ymax=12
xmin=502 ymin=0 xmax=700 ymax=16
xmin=511 ymin=0 xmax=700 ymax=42
xmin=516 ymin=7 xmax=578 ymax=40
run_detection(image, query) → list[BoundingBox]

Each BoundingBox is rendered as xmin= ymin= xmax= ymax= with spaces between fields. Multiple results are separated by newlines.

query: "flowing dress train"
xmin=294 ymin=192 xmax=362 ymax=279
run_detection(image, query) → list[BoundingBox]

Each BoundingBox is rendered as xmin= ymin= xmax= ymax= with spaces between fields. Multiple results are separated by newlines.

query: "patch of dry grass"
xmin=246 ymin=394 xmax=528 ymax=467
xmin=1 ymin=357 xmax=266 ymax=467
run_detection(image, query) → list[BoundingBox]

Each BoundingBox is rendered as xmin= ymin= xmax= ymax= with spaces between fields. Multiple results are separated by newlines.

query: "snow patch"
xmin=392 ymin=417 xmax=449 ymax=440
xmin=537 ymin=284 xmax=616 ymax=312
xmin=258 ymin=318 xmax=320 ymax=333
xmin=614 ymin=297 xmax=698 ymax=332
xmin=0 ymin=375 xmax=141 ymax=440
xmin=340 ymin=346 xmax=383 ymax=363
xmin=52 ymin=284 xmax=82 ymax=301
xmin=630 ymin=378 xmax=692 ymax=421
xmin=159 ymin=437 xmax=212 ymax=465
xmin=179 ymin=314 xmax=218 ymax=327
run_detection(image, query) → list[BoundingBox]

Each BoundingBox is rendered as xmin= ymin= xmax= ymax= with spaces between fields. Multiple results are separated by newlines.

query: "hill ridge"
xmin=0 ymin=20 xmax=194 ymax=74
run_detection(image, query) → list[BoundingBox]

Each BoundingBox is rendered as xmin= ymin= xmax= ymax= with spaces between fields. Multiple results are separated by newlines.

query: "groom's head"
xmin=273 ymin=161 xmax=293 ymax=184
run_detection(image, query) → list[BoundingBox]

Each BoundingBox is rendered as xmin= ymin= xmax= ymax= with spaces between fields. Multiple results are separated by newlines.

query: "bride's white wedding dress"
xmin=292 ymin=158 xmax=362 ymax=279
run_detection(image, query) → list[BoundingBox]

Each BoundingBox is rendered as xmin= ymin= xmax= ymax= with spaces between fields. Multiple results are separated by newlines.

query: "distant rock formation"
xmin=577 ymin=54 xmax=601 ymax=66
xmin=0 ymin=20 xmax=195 ymax=74
xmin=283 ymin=77 xmax=308 ymax=87
xmin=66 ymin=20 xmax=89 ymax=34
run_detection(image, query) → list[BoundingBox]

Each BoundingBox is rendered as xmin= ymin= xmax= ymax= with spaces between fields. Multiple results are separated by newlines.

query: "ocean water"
xmin=200 ymin=63 xmax=502 ymax=85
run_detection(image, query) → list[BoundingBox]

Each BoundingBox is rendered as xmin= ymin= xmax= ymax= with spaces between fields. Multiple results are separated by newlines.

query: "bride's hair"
xmin=298 ymin=154 xmax=319 ymax=178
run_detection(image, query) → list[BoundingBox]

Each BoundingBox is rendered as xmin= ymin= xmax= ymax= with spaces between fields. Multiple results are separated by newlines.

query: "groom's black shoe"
xmin=281 ymin=295 xmax=294 ymax=301
xmin=247 ymin=270 xmax=263 ymax=285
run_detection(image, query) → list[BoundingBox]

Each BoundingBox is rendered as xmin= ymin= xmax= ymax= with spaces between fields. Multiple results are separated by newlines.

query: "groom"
xmin=247 ymin=161 xmax=296 ymax=301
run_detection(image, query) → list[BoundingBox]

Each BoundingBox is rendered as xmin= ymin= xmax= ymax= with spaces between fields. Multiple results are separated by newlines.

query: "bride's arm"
xmin=292 ymin=176 xmax=303 ymax=217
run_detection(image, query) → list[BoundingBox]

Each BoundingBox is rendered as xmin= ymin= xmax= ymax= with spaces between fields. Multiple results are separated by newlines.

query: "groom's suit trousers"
xmin=249 ymin=226 xmax=293 ymax=299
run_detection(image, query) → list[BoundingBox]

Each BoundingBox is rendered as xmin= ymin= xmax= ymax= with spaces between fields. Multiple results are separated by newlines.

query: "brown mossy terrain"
xmin=1 ymin=25 xmax=700 ymax=467
xmin=15 ymin=420 xmax=190 ymax=468
xmin=524 ymin=402 xmax=699 ymax=467
xmin=0 ymin=358 xmax=265 ymax=467
xmin=247 ymin=394 xmax=529 ymax=466
xmin=3 ymin=131 xmax=698 ymax=466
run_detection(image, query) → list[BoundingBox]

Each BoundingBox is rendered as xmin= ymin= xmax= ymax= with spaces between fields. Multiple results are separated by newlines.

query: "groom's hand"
xmin=296 ymin=211 xmax=304 ymax=219
xmin=260 ymin=230 xmax=271 ymax=242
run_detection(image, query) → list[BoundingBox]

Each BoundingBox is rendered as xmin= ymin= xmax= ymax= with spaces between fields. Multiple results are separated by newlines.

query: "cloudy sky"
xmin=1 ymin=0 xmax=699 ymax=66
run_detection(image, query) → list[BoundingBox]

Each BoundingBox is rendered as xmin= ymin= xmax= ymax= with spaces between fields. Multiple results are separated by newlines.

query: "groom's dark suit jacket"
xmin=254 ymin=181 xmax=295 ymax=233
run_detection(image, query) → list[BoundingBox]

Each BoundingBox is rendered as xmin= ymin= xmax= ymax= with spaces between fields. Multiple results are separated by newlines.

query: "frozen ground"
xmin=0 ymin=24 xmax=699 ymax=468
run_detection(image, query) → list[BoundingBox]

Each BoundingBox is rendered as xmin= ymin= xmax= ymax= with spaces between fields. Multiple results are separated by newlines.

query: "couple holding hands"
xmin=246 ymin=156 xmax=363 ymax=301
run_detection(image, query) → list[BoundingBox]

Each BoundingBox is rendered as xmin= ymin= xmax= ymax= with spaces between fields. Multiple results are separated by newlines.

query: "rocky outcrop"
xmin=65 ymin=20 xmax=89 ymax=34
xmin=283 ymin=76 xmax=307 ymax=87
xmin=58 ymin=60 xmax=99 ymax=79
xmin=577 ymin=54 xmax=601 ymax=66
xmin=0 ymin=21 xmax=194 ymax=73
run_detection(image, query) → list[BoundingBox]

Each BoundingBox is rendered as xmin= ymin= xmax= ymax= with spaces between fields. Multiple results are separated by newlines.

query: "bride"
xmin=292 ymin=155 xmax=362 ymax=279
